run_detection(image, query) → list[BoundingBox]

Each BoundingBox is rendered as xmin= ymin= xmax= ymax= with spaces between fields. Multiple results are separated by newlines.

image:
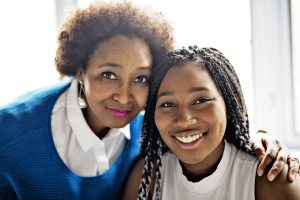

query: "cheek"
xmin=217 ymin=103 xmax=227 ymax=128
xmin=84 ymin=81 xmax=111 ymax=102
xmin=82 ymin=81 xmax=93 ymax=99
xmin=84 ymin=83 xmax=97 ymax=97
xmin=83 ymin=77 xmax=96 ymax=94
xmin=204 ymin=102 xmax=226 ymax=122
xmin=210 ymin=105 xmax=227 ymax=135
xmin=133 ymin=87 xmax=149 ymax=107
xmin=154 ymin=111 xmax=167 ymax=137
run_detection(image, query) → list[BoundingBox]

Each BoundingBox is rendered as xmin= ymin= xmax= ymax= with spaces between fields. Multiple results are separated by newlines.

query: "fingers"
xmin=256 ymin=139 xmax=280 ymax=177
xmin=266 ymin=146 xmax=289 ymax=181
xmin=251 ymin=131 xmax=270 ymax=162
xmin=252 ymin=130 xmax=300 ymax=182
xmin=287 ymin=156 xmax=300 ymax=182
xmin=252 ymin=140 xmax=266 ymax=162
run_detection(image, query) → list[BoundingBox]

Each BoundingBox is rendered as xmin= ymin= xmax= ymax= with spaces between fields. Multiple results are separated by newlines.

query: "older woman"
xmin=0 ymin=2 xmax=172 ymax=199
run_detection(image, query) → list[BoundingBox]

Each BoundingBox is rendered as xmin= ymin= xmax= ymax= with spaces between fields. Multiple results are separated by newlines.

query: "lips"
xmin=107 ymin=107 xmax=131 ymax=117
xmin=172 ymin=130 xmax=208 ymax=150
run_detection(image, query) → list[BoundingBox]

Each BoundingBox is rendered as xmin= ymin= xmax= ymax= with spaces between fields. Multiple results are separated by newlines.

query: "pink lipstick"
xmin=107 ymin=108 xmax=130 ymax=117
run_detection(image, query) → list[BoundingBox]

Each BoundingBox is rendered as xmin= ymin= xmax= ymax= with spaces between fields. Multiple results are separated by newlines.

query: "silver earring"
xmin=78 ymin=80 xmax=87 ymax=109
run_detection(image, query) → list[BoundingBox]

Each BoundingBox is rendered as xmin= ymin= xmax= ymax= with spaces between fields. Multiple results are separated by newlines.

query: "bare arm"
xmin=122 ymin=158 xmax=145 ymax=200
xmin=256 ymin=164 xmax=300 ymax=200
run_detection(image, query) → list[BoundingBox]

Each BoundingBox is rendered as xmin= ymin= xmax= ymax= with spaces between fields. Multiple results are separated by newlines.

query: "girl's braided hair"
xmin=138 ymin=46 xmax=254 ymax=200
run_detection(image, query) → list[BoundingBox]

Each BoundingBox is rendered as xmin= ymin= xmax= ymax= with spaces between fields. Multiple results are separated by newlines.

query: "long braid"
xmin=138 ymin=46 xmax=254 ymax=199
xmin=138 ymin=54 xmax=171 ymax=199
xmin=200 ymin=48 xmax=253 ymax=153
xmin=137 ymin=142 xmax=152 ymax=199
xmin=153 ymin=138 xmax=163 ymax=200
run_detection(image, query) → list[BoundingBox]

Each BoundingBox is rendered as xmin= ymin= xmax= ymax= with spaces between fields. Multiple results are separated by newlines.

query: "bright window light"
xmin=291 ymin=0 xmax=300 ymax=135
xmin=0 ymin=1 xmax=58 ymax=106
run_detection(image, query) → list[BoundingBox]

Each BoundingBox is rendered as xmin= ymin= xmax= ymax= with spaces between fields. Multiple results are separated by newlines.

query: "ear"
xmin=76 ymin=68 xmax=84 ymax=82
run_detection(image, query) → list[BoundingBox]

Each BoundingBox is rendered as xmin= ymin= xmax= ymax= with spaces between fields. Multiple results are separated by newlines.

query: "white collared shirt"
xmin=51 ymin=80 xmax=130 ymax=176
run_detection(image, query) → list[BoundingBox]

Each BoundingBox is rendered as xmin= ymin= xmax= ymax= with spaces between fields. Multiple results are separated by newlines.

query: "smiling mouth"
xmin=107 ymin=108 xmax=131 ymax=117
xmin=174 ymin=132 xmax=207 ymax=144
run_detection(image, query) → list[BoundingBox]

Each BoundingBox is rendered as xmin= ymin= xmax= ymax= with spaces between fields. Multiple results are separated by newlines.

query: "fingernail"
xmin=259 ymin=156 xmax=264 ymax=161
xmin=268 ymin=174 xmax=275 ymax=181
xmin=292 ymin=174 xmax=296 ymax=181
xmin=291 ymin=176 xmax=295 ymax=181
xmin=258 ymin=169 xmax=263 ymax=176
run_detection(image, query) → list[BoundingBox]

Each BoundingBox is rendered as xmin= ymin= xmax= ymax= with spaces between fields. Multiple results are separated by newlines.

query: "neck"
xmin=180 ymin=141 xmax=225 ymax=182
xmin=82 ymin=108 xmax=110 ymax=139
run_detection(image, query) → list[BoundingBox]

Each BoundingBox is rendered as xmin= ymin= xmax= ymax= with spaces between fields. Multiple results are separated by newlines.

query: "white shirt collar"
xmin=66 ymin=80 xmax=130 ymax=152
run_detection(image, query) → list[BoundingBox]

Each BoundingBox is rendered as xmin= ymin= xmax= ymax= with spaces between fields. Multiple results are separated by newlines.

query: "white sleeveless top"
xmin=159 ymin=141 xmax=259 ymax=200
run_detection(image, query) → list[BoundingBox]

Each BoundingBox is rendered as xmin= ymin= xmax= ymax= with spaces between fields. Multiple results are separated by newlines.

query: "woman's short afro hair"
xmin=55 ymin=1 xmax=174 ymax=76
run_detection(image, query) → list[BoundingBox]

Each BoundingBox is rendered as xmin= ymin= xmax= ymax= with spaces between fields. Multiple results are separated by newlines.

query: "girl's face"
xmin=155 ymin=62 xmax=227 ymax=175
xmin=80 ymin=35 xmax=152 ymax=135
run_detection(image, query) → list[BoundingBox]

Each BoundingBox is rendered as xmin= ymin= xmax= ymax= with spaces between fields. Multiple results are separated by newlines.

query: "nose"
xmin=174 ymin=107 xmax=197 ymax=128
xmin=112 ymin=83 xmax=132 ymax=105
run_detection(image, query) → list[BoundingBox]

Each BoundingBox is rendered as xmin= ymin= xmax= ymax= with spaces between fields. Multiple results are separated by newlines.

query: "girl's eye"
xmin=194 ymin=97 xmax=212 ymax=104
xmin=102 ymin=72 xmax=117 ymax=80
xmin=134 ymin=76 xmax=149 ymax=84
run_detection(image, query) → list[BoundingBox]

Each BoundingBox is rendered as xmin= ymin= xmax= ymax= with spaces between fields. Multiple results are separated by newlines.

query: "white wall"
xmin=0 ymin=0 xmax=59 ymax=106
xmin=291 ymin=0 xmax=300 ymax=135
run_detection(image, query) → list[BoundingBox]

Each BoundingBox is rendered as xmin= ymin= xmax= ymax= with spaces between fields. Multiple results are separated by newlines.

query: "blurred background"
xmin=0 ymin=0 xmax=299 ymax=155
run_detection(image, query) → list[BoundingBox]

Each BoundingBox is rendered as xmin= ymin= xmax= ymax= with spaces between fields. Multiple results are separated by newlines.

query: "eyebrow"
xmin=99 ymin=63 xmax=151 ymax=70
xmin=99 ymin=63 xmax=121 ymax=68
xmin=157 ymin=87 xmax=209 ymax=99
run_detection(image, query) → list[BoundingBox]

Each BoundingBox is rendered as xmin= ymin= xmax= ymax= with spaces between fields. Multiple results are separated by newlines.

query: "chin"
xmin=109 ymin=119 xmax=131 ymax=128
xmin=175 ymin=151 xmax=206 ymax=164
xmin=180 ymin=157 xmax=205 ymax=165
xmin=109 ymin=123 xmax=127 ymax=129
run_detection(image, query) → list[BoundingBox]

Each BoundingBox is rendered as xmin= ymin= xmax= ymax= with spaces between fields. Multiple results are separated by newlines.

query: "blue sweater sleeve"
xmin=0 ymin=172 xmax=18 ymax=200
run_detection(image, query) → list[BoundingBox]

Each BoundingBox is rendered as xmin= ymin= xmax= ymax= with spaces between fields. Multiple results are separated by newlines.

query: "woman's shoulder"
xmin=0 ymin=80 xmax=72 ymax=111
xmin=0 ymin=80 xmax=72 ymax=149
xmin=256 ymin=164 xmax=300 ymax=200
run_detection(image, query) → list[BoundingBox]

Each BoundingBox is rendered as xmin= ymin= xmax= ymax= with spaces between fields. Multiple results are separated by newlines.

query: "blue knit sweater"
xmin=0 ymin=81 xmax=143 ymax=200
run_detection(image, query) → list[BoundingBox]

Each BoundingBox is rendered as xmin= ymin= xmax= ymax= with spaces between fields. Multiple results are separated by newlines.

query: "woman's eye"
xmin=134 ymin=76 xmax=148 ymax=84
xmin=160 ymin=102 xmax=176 ymax=108
xmin=194 ymin=97 xmax=212 ymax=104
xmin=102 ymin=72 xmax=117 ymax=80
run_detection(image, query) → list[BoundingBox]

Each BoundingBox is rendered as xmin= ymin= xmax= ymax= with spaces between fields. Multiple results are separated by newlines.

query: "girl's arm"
xmin=122 ymin=157 xmax=156 ymax=200
xmin=122 ymin=158 xmax=144 ymax=200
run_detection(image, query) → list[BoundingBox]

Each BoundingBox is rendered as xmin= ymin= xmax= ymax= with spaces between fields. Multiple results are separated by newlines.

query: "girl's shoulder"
xmin=256 ymin=164 xmax=300 ymax=200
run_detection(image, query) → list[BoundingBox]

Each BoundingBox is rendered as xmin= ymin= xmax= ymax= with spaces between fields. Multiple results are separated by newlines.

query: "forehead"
xmin=158 ymin=62 xmax=218 ymax=92
xmin=96 ymin=35 xmax=148 ymax=52
xmin=88 ymin=35 xmax=152 ymax=66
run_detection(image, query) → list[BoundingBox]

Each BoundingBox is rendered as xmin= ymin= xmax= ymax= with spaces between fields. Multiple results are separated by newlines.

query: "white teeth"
xmin=175 ymin=133 xmax=204 ymax=143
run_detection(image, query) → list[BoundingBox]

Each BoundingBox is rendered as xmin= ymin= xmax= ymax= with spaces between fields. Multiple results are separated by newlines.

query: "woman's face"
xmin=80 ymin=35 xmax=152 ymax=133
xmin=155 ymin=62 xmax=227 ymax=173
